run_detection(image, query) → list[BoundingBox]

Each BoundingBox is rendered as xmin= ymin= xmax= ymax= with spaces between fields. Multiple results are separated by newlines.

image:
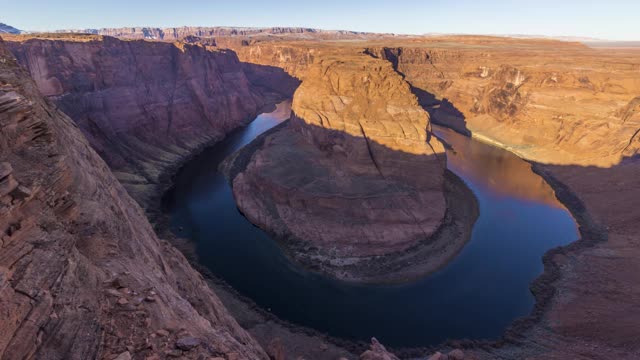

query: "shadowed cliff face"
xmin=6 ymin=36 xmax=270 ymax=208
xmin=224 ymin=53 xmax=467 ymax=283
xmin=0 ymin=37 xmax=268 ymax=359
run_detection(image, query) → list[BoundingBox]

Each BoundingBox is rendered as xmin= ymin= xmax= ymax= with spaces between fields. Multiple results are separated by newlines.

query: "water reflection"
xmin=434 ymin=126 xmax=563 ymax=208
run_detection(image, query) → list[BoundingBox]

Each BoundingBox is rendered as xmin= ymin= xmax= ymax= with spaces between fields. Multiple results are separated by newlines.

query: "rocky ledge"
xmin=223 ymin=52 xmax=478 ymax=283
xmin=0 ymin=37 xmax=269 ymax=359
xmin=5 ymin=35 xmax=272 ymax=213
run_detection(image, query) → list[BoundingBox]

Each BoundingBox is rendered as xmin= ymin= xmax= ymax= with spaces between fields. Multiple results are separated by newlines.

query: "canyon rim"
xmin=1 ymin=2 xmax=640 ymax=359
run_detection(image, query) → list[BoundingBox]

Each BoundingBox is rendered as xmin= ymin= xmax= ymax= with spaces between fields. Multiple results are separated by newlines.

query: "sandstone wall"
xmin=0 ymin=37 xmax=267 ymax=359
xmin=226 ymin=51 xmax=456 ymax=282
xmin=7 ymin=36 xmax=266 ymax=207
xmin=365 ymin=43 xmax=640 ymax=166
xmin=230 ymin=38 xmax=640 ymax=167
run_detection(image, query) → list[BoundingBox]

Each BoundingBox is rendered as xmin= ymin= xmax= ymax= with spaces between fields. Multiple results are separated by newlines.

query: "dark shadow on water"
xmin=162 ymin=102 xmax=579 ymax=348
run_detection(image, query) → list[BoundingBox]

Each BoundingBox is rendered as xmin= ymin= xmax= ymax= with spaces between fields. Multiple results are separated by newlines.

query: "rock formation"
xmin=3 ymin=28 xmax=640 ymax=359
xmin=54 ymin=26 xmax=377 ymax=41
xmin=0 ymin=36 xmax=268 ymax=359
xmin=359 ymin=338 xmax=399 ymax=360
xmin=364 ymin=38 xmax=640 ymax=166
xmin=221 ymin=35 xmax=640 ymax=358
xmin=6 ymin=35 xmax=270 ymax=209
xmin=225 ymin=51 xmax=478 ymax=282
xmin=226 ymin=36 xmax=640 ymax=167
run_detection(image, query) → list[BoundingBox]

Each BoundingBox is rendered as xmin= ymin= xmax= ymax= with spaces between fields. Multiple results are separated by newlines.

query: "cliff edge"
xmin=225 ymin=51 xmax=477 ymax=283
xmin=0 ymin=36 xmax=268 ymax=360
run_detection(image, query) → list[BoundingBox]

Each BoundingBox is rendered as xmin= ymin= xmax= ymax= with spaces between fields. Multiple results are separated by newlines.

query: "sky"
xmin=1 ymin=0 xmax=639 ymax=41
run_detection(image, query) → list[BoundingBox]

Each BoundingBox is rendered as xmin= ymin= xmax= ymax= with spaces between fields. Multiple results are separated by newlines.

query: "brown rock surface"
xmin=5 ymin=35 xmax=268 ymax=209
xmin=229 ymin=37 xmax=640 ymax=166
xmin=54 ymin=26 xmax=382 ymax=41
xmin=364 ymin=38 xmax=640 ymax=166
xmin=0 ymin=37 xmax=267 ymax=359
xmin=229 ymin=36 xmax=640 ymax=358
xmin=3 ymin=29 xmax=640 ymax=359
xmin=225 ymin=51 xmax=478 ymax=282
xmin=359 ymin=338 xmax=399 ymax=360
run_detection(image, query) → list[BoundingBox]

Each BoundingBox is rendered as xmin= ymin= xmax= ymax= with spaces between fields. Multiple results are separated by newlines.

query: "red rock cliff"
xmin=0 ymin=37 xmax=268 ymax=359
xmin=7 ymin=36 xmax=267 ymax=207
xmin=364 ymin=40 xmax=640 ymax=166
xmin=223 ymin=51 xmax=478 ymax=283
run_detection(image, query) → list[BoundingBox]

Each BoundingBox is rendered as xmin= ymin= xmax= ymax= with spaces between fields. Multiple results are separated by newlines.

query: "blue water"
xmin=163 ymin=101 xmax=578 ymax=347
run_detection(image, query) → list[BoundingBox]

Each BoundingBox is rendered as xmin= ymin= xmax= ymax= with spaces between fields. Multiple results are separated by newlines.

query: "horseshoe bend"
xmin=1 ymin=4 xmax=640 ymax=360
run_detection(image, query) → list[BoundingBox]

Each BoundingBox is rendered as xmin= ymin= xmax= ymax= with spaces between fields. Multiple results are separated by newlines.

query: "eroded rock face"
xmin=365 ymin=40 xmax=640 ymax=166
xmin=225 ymin=51 xmax=466 ymax=283
xmin=6 ymin=36 xmax=267 ymax=208
xmin=0 ymin=37 xmax=267 ymax=359
xmin=359 ymin=338 xmax=400 ymax=360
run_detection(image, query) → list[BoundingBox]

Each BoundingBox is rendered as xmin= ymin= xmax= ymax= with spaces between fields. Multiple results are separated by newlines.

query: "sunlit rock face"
xmin=291 ymin=54 xmax=441 ymax=159
xmin=226 ymin=52 xmax=456 ymax=282
xmin=365 ymin=40 xmax=640 ymax=167
xmin=6 ymin=36 xmax=266 ymax=207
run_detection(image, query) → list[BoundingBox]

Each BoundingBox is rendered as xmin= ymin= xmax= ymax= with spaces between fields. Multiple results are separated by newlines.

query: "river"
xmin=163 ymin=100 xmax=578 ymax=347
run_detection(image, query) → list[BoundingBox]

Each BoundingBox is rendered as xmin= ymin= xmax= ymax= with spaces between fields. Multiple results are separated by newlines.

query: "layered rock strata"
xmin=6 ymin=35 xmax=268 ymax=209
xmin=0 ymin=36 xmax=268 ymax=359
xmin=229 ymin=36 xmax=640 ymax=358
xmin=364 ymin=39 xmax=640 ymax=166
xmin=225 ymin=52 xmax=478 ymax=282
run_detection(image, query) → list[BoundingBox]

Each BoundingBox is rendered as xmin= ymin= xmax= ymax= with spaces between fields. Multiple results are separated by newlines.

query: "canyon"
xmin=0 ymin=36 xmax=267 ymax=360
xmin=223 ymin=49 xmax=479 ymax=282
xmin=5 ymin=34 xmax=277 ymax=213
xmin=1 ymin=27 xmax=639 ymax=360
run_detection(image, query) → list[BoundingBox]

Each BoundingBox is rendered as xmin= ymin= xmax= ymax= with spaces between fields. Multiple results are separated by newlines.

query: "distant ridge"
xmin=54 ymin=26 xmax=383 ymax=40
xmin=423 ymin=32 xmax=608 ymax=43
xmin=0 ymin=23 xmax=21 ymax=34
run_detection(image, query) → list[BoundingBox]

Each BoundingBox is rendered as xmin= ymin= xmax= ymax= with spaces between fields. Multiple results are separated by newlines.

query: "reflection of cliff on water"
xmin=434 ymin=125 xmax=565 ymax=209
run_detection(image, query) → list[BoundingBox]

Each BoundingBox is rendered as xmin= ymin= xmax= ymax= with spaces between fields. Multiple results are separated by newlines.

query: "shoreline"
xmin=401 ymin=128 xmax=608 ymax=358
xmin=222 ymin=121 xmax=480 ymax=284
xmin=149 ymin=113 xmax=605 ymax=358
xmin=142 ymin=100 xmax=281 ymax=222
xmin=150 ymin=108 xmax=368 ymax=358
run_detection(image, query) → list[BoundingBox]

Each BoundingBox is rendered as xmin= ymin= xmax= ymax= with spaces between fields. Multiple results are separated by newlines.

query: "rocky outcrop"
xmin=365 ymin=39 xmax=640 ymax=166
xmin=225 ymin=51 xmax=478 ymax=282
xmin=0 ymin=37 xmax=268 ymax=359
xmin=229 ymin=38 xmax=640 ymax=166
xmin=6 ymin=36 xmax=269 ymax=209
xmin=359 ymin=338 xmax=399 ymax=360
xmin=224 ymin=36 xmax=640 ymax=357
